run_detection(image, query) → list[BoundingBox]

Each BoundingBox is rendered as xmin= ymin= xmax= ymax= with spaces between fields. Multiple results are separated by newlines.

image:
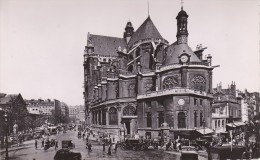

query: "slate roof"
xmin=0 ymin=94 xmax=19 ymax=105
xmin=90 ymin=34 xmax=127 ymax=56
xmin=128 ymin=16 xmax=163 ymax=47
xmin=163 ymin=42 xmax=201 ymax=65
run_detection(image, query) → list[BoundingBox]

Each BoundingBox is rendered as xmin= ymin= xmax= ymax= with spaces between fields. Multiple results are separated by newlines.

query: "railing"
xmin=137 ymin=88 xmax=212 ymax=99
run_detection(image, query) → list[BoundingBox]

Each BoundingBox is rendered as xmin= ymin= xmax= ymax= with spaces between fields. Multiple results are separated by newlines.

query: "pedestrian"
xmin=88 ymin=143 xmax=92 ymax=152
xmin=112 ymin=136 xmax=115 ymax=143
xmin=55 ymin=140 xmax=58 ymax=150
xmin=35 ymin=139 xmax=38 ymax=149
xmin=102 ymin=140 xmax=106 ymax=152
xmin=108 ymin=144 xmax=111 ymax=156
xmin=114 ymin=143 xmax=117 ymax=152
xmin=83 ymin=132 xmax=85 ymax=140
xmin=42 ymin=139 xmax=44 ymax=147
xmin=109 ymin=137 xmax=112 ymax=144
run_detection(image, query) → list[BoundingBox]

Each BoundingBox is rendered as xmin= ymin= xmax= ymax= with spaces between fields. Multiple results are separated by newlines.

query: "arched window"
xmin=178 ymin=112 xmax=186 ymax=128
xmin=109 ymin=107 xmax=118 ymax=125
xmin=191 ymin=75 xmax=206 ymax=91
xmin=222 ymin=120 xmax=224 ymax=127
xmin=158 ymin=112 xmax=164 ymax=127
xmin=215 ymin=120 xmax=217 ymax=129
xmin=163 ymin=76 xmax=178 ymax=89
xmin=123 ymin=105 xmax=136 ymax=116
xmin=218 ymin=120 xmax=220 ymax=127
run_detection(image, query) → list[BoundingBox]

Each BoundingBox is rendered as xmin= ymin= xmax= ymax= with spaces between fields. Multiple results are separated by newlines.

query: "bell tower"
xmin=176 ymin=7 xmax=189 ymax=44
xmin=124 ymin=21 xmax=134 ymax=43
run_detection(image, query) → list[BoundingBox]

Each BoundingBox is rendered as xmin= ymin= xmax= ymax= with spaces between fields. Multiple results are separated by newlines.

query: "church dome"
xmin=176 ymin=8 xmax=188 ymax=18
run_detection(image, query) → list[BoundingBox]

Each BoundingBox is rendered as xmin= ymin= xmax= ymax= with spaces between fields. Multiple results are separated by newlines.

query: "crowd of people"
xmin=77 ymin=129 xmax=118 ymax=156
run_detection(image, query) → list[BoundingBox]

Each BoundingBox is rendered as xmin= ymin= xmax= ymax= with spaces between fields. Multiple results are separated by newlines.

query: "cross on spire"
xmin=181 ymin=0 xmax=184 ymax=10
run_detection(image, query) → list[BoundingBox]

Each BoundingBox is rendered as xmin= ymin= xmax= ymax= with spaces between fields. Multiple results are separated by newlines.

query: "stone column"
xmin=106 ymin=107 xmax=109 ymax=126
xmin=209 ymin=71 xmax=213 ymax=93
xmin=117 ymin=105 xmax=122 ymax=126
xmin=156 ymin=73 xmax=161 ymax=91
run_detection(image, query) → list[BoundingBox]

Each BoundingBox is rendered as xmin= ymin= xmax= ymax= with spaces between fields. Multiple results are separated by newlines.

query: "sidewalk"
xmin=0 ymin=139 xmax=33 ymax=154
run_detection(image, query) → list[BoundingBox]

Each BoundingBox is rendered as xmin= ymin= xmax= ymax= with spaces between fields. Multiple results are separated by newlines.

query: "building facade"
xmin=239 ymin=90 xmax=260 ymax=122
xmin=69 ymin=105 xmax=85 ymax=122
xmin=212 ymin=82 xmax=242 ymax=133
xmin=83 ymin=8 xmax=216 ymax=139
xmin=26 ymin=99 xmax=55 ymax=115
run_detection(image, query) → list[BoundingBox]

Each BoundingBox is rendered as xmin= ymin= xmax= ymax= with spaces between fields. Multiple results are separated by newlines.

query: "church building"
xmin=83 ymin=7 xmax=216 ymax=139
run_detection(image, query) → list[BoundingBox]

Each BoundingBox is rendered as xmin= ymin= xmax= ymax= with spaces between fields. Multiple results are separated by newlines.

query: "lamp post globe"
xmin=3 ymin=112 xmax=8 ymax=123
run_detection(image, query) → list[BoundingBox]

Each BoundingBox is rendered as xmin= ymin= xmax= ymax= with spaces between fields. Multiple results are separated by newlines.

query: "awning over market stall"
xmin=233 ymin=122 xmax=245 ymax=126
xmin=195 ymin=128 xmax=214 ymax=135
xmin=226 ymin=123 xmax=237 ymax=128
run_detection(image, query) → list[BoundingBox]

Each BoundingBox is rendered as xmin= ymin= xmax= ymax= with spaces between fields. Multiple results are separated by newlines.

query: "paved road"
xmin=1 ymin=130 xmax=179 ymax=160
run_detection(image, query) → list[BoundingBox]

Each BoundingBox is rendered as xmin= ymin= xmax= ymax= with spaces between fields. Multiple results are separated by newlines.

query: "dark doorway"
xmin=125 ymin=121 xmax=130 ymax=135
xmin=122 ymin=118 xmax=131 ymax=135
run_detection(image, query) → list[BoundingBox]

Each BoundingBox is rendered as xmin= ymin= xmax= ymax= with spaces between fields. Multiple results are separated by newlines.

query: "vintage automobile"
xmin=54 ymin=149 xmax=81 ymax=160
xmin=62 ymin=140 xmax=75 ymax=149
xmin=119 ymin=138 xmax=149 ymax=151
xmin=180 ymin=146 xmax=198 ymax=160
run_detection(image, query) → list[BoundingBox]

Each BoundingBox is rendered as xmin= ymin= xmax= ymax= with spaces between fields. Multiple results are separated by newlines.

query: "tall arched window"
xmin=215 ymin=120 xmax=217 ymax=129
xmin=191 ymin=75 xmax=206 ymax=91
xmin=222 ymin=120 xmax=224 ymax=127
xmin=218 ymin=120 xmax=220 ymax=127
xmin=123 ymin=105 xmax=136 ymax=116
xmin=163 ymin=76 xmax=178 ymax=89
xmin=178 ymin=112 xmax=186 ymax=128
xmin=109 ymin=107 xmax=118 ymax=125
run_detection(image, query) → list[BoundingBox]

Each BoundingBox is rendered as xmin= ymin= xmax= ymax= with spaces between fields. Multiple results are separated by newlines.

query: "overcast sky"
xmin=0 ymin=0 xmax=259 ymax=106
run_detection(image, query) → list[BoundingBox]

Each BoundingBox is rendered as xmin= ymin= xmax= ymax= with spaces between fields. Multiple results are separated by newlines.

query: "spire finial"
xmin=181 ymin=0 xmax=183 ymax=10
xmin=148 ymin=0 xmax=150 ymax=17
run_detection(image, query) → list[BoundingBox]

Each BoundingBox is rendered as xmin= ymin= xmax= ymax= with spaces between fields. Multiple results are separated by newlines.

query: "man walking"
xmin=35 ymin=139 xmax=38 ymax=149
xmin=102 ymin=139 xmax=106 ymax=152
xmin=55 ymin=140 xmax=58 ymax=150
xmin=108 ymin=144 xmax=111 ymax=156
xmin=42 ymin=139 xmax=44 ymax=148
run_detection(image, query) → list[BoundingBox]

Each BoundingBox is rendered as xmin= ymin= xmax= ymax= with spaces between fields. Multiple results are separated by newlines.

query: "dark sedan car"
xmin=54 ymin=149 xmax=81 ymax=160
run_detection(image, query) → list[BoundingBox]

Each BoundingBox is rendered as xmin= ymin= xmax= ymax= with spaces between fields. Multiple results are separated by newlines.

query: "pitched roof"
xmin=163 ymin=42 xmax=201 ymax=65
xmin=128 ymin=16 xmax=163 ymax=47
xmin=90 ymin=34 xmax=127 ymax=56
xmin=0 ymin=94 xmax=19 ymax=105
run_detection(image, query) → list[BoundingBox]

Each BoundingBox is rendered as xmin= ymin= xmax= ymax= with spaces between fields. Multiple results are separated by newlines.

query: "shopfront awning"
xmin=234 ymin=122 xmax=245 ymax=126
xmin=226 ymin=123 xmax=237 ymax=128
xmin=196 ymin=128 xmax=214 ymax=135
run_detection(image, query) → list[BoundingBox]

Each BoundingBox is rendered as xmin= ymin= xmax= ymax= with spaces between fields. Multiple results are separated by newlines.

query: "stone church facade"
xmin=83 ymin=7 xmax=216 ymax=139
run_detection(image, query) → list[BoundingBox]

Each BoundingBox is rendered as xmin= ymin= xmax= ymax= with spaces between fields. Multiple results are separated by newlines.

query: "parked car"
xmin=54 ymin=149 xmax=81 ymax=160
xmin=62 ymin=140 xmax=75 ymax=149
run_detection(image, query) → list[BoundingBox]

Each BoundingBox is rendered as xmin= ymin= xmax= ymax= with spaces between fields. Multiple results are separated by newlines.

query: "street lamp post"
xmin=3 ymin=111 xmax=9 ymax=160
